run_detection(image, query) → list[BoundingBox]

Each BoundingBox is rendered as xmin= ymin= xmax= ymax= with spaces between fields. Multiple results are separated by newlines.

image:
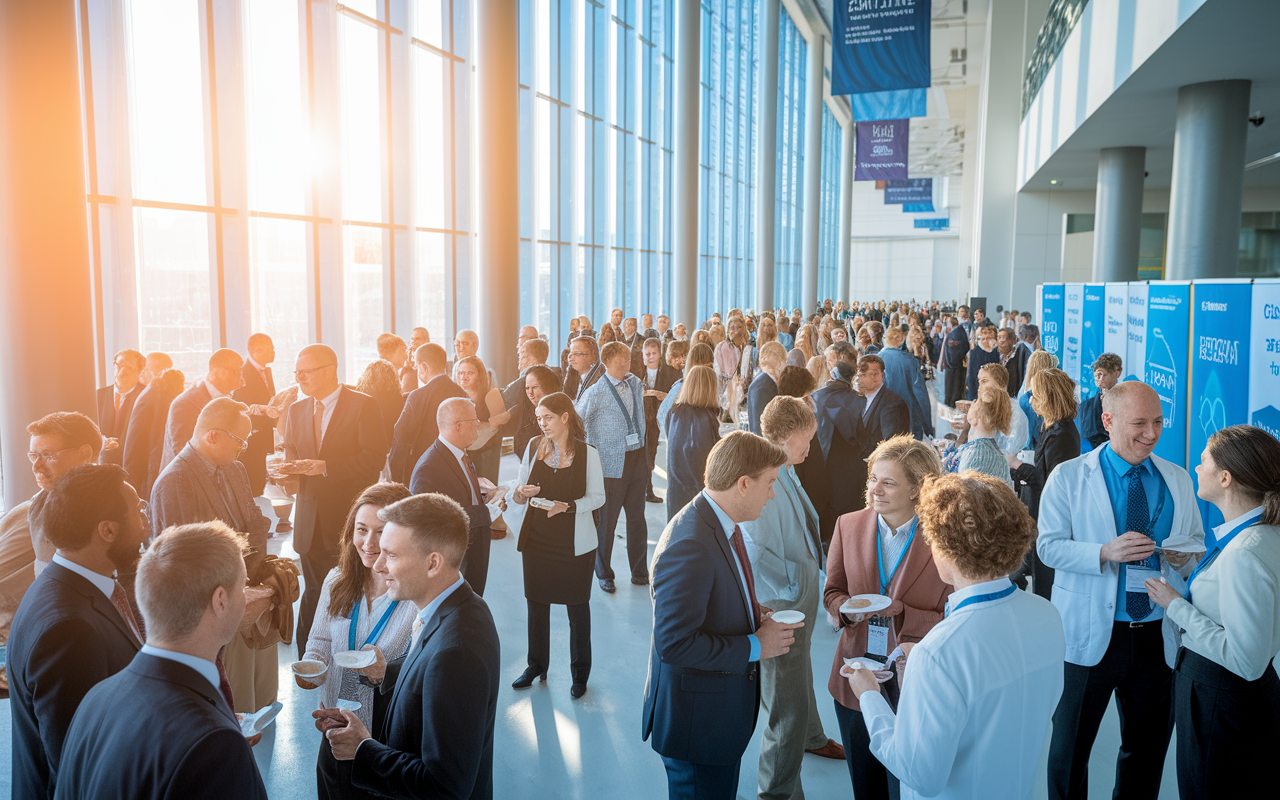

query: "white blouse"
xmin=1166 ymin=515 xmax=1280 ymax=681
xmin=303 ymin=568 xmax=418 ymax=728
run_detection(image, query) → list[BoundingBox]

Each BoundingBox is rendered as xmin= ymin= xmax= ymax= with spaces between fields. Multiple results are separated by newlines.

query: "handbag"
xmin=242 ymin=554 xmax=301 ymax=650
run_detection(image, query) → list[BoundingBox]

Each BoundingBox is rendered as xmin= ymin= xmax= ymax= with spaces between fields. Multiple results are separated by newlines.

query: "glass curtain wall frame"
xmin=773 ymin=8 xmax=805 ymax=313
xmin=697 ymin=0 xmax=758 ymax=324
xmin=817 ymin=102 xmax=840 ymax=303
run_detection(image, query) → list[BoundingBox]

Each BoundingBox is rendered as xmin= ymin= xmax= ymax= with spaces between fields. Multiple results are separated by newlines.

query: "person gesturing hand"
xmin=1100 ymin=532 xmax=1157 ymax=566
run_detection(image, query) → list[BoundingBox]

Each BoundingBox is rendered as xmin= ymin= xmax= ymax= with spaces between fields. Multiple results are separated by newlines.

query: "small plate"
xmin=839 ymin=594 xmax=892 ymax=615
xmin=335 ymin=699 xmax=362 ymax=712
xmin=291 ymin=659 xmax=328 ymax=680
xmin=333 ymin=650 xmax=377 ymax=669
xmin=770 ymin=610 xmax=805 ymax=625
xmin=842 ymin=657 xmax=894 ymax=683
xmin=240 ymin=701 xmax=283 ymax=736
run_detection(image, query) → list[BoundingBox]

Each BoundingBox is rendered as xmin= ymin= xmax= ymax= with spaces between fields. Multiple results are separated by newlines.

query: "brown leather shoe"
xmin=805 ymin=739 xmax=845 ymax=760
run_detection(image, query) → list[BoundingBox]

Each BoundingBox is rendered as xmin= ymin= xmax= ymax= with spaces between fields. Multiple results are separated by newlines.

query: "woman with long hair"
xmin=514 ymin=365 xmax=562 ymax=460
xmin=950 ymin=386 xmax=1014 ymax=489
xmin=356 ymin=359 xmax=405 ymax=448
xmin=788 ymin=324 xmax=818 ymax=368
xmin=512 ymin=392 xmax=605 ymax=698
xmin=664 ymin=366 xmax=722 ymax=518
xmin=300 ymin=482 xmax=418 ymax=800
xmin=1018 ymin=350 xmax=1058 ymax=449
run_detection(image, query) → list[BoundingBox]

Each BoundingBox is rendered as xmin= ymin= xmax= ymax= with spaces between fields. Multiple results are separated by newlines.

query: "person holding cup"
xmin=742 ymin=397 xmax=844 ymax=799
xmin=298 ymin=482 xmax=419 ymax=800
xmin=823 ymin=435 xmax=951 ymax=800
xmin=1145 ymin=424 xmax=1280 ymax=798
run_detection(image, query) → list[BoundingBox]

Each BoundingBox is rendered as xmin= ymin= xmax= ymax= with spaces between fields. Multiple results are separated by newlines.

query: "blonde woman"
xmin=951 ymin=386 xmax=1014 ymax=489
xmin=788 ymin=324 xmax=817 ymax=368
xmin=1018 ymin=349 xmax=1059 ymax=448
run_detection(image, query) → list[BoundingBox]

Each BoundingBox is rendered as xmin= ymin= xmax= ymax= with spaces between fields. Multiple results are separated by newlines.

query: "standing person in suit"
xmin=409 ymin=398 xmax=497 ymax=596
xmin=511 ymin=393 xmax=606 ymax=697
xmin=500 ymin=336 xmax=557 ymax=448
xmin=319 ymin=494 xmax=501 ymax=800
xmin=563 ymin=334 xmax=604 ymax=402
xmin=161 ymin=348 xmax=245 ymax=472
xmin=811 ymin=362 xmax=865 ymax=539
xmin=997 ymin=327 xmax=1028 ymax=396
xmin=1038 ymin=381 xmax=1204 ymax=800
xmin=1145 ymin=425 xmax=1280 ymax=799
xmin=643 ymin=431 xmax=802 ymax=800
xmin=54 ymin=521 xmax=268 ymax=800
xmin=148 ymin=398 xmax=276 ymax=712
xmin=578 ymin=341 xmax=649 ymax=592
xmin=95 ymin=349 xmax=145 ymax=467
xmin=855 ymin=355 xmax=911 ymax=464
xmin=139 ymin=351 xmax=173 ymax=385
xmin=123 ymin=368 xmax=185 ymax=500
xmin=664 ymin=367 xmax=723 ymax=519
xmin=1078 ymin=353 xmax=1123 ymax=450
xmin=376 ymin=333 xmax=410 ymax=386
xmin=280 ymin=344 xmax=390 ymax=657
xmin=939 ymin=317 xmax=969 ymax=408
xmin=233 ymin=334 xmax=278 ymax=496
xmin=845 ymin=472 xmax=1065 ymax=800
xmin=635 ymin=337 xmax=680 ymax=503
xmin=824 ymin=436 xmax=950 ymax=800
xmin=878 ymin=328 xmax=933 ymax=441
xmin=400 ymin=328 xmax=430 ymax=394
xmin=745 ymin=398 xmax=844 ymax=800
xmin=964 ymin=326 xmax=1000 ymax=402
xmin=9 ymin=464 xmax=147 ymax=800
xmin=388 ymin=343 xmax=465 ymax=483
xmin=746 ymin=342 xmax=785 ymax=436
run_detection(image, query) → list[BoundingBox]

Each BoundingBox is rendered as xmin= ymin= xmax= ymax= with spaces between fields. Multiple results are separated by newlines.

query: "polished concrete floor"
xmin=0 ymin=445 xmax=1180 ymax=799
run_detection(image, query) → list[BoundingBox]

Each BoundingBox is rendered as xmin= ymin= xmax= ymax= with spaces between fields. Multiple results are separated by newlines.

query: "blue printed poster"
xmin=1080 ymin=284 xmax=1106 ymax=401
xmin=1144 ymin=283 xmax=1190 ymax=467
xmin=1041 ymin=284 xmax=1064 ymax=362
xmin=1190 ymin=282 xmax=1252 ymax=533
xmin=1125 ymin=283 xmax=1148 ymax=384
xmin=832 ymin=0 xmax=932 ymax=97
xmin=1063 ymin=284 xmax=1084 ymax=399
xmin=1103 ymin=283 xmax=1128 ymax=367
xmin=1247 ymin=280 xmax=1280 ymax=442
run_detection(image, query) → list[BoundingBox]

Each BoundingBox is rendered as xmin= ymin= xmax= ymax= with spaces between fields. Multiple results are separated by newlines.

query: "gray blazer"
xmin=577 ymin=373 xmax=647 ymax=479
xmin=741 ymin=465 xmax=823 ymax=607
xmin=150 ymin=443 xmax=270 ymax=576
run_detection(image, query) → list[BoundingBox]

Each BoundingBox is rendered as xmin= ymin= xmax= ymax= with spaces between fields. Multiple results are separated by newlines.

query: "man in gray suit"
xmin=160 ymin=348 xmax=245 ymax=472
xmin=878 ymin=326 xmax=934 ymax=440
xmin=742 ymin=397 xmax=844 ymax=799
xmin=149 ymin=397 xmax=276 ymax=712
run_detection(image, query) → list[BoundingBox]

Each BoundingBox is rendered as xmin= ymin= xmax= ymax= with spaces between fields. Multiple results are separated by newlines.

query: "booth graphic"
xmin=1103 ymin=283 xmax=1128 ymax=368
xmin=1125 ymin=283 xmax=1149 ymax=384
xmin=1063 ymin=284 xmax=1084 ymax=396
xmin=1248 ymin=281 xmax=1280 ymax=442
xmin=1144 ymin=283 xmax=1190 ymax=468
xmin=1080 ymin=284 xmax=1105 ymax=400
xmin=1041 ymin=284 xmax=1064 ymax=362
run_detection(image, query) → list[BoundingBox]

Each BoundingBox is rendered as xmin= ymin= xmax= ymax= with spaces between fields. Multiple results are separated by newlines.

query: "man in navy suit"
xmin=54 ymin=521 xmax=268 ymax=800
xmin=878 ymin=328 xmax=934 ymax=440
xmin=95 ymin=349 xmax=145 ymax=467
xmin=939 ymin=315 xmax=970 ymax=408
xmin=8 ymin=464 xmax=147 ymax=800
xmin=409 ymin=398 xmax=496 ymax=596
xmin=854 ymin=355 xmax=911 ymax=462
xmin=232 ymin=333 xmax=278 ymax=496
xmin=389 ymin=343 xmax=466 ymax=483
xmin=643 ymin=431 xmax=802 ymax=800
xmin=320 ymin=493 xmax=500 ymax=800
xmin=280 ymin=344 xmax=389 ymax=656
xmin=160 ymin=348 xmax=245 ymax=472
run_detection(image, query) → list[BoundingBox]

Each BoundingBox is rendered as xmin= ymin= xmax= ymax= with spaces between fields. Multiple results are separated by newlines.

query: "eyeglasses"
xmin=218 ymin=429 xmax=250 ymax=454
xmin=27 ymin=447 xmax=79 ymax=465
xmin=294 ymin=364 xmax=335 ymax=378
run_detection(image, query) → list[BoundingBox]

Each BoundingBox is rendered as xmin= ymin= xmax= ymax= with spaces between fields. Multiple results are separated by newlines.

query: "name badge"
xmin=866 ymin=616 xmax=890 ymax=660
xmin=626 ymin=433 xmax=640 ymax=447
xmin=1126 ymin=565 xmax=1159 ymax=593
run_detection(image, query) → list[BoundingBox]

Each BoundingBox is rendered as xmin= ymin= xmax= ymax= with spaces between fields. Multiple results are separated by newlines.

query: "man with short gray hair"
xmin=161 ymin=348 xmax=246 ymax=472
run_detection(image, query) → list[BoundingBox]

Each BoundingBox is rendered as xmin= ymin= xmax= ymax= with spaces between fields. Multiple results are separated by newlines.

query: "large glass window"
xmin=774 ymin=11 xmax=806 ymax=312
xmin=134 ymin=208 xmax=213 ymax=380
xmin=818 ymin=105 xmax=841 ymax=303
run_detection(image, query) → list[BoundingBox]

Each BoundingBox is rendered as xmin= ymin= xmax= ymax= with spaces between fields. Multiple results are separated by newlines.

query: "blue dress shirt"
xmin=701 ymin=492 xmax=762 ymax=662
xmin=1098 ymin=444 xmax=1173 ymax=622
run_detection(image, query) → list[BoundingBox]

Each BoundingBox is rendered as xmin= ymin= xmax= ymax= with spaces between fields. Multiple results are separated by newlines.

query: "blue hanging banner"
xmin=832 ymin=0 xmax=932 ymax=97
xmin=1041 ymin=284 xmax=1065 ymax=361
xmin=855 ymin=119 xmax=909 ymax=181
xmin=913 ymin=217 xmax=949 ymax=230
xmin=1080 ymin=284 xmax=1106 ymax=401
xmin=1190 ymin=282 xmax=1252 ymax=535
xmin=850 ymin=88 xmax=928 ymax=122
xmin=884 ymin=178 xmax=932 ymax=204
xmin=1248 ymin=280 xmax=1280 ymax=443
xmin=1145 ymin=283 xmax=1191 ymax=468
xmin=902 ymin=202 xmax=934 ymax=212
xmin=1125 ymin=283 xmax=1149 ymax=383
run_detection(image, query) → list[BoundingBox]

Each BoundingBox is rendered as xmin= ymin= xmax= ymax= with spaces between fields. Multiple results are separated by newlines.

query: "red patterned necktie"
xmin=110 ymin=580 xmax=143 ymax=644
xmin=730 ymin=525 xmax=762 ymax=630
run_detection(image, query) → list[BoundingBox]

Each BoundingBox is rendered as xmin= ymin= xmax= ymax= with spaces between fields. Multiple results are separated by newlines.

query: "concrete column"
xmin=799 ymin=34 xmax=823 ymax=314
xmin=1166 ymin=80 xmax=1251 ymax=281
xmin=1091 ymin=147 xmax=1145 ymax=283
xmin=671 ymin=0 xmax=700 ymax=329
xmin=475 ymin=0 xmax=519 ymax=383
xmin=837 ymin=120 xmax=854 ymax=305
xmin=0 ymin=0 xmax=98 ymax=507
xmin=753 ymin=0 xmax=779 ymax=313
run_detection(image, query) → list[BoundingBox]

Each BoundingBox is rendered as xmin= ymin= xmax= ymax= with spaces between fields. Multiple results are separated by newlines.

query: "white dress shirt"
xmin=314 ymin=385 xmax=343 ymax=440
xmin=860 ymin=579 xmax=1066 ymax=800
xmin=1165 ymin=512 xmax=1280 ymax=681
xmin=862 ymin=385 xmax=882 ymax=418
xmin=140 ymin=644 xmax=221 ymax=693
xmin=51 ymin=553 xmax=115 ymax=600
xmin=877 ymin=515 xmax=916 ymax=588
xmin=412 ymin=575 xmax=466 ymax=653
xmin=439 ymin=436 xmax=480 ymax=504
xmin=701 ymin=492 xmax=761 ymax=662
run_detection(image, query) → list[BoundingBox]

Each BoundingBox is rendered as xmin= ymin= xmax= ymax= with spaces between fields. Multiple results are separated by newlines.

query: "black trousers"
xmin=461 ymin=523 xmax=491 ymax=597
xmin=1048 ymin=621 xmax=1172 ymax=800
xmin=527 ymin=600 xmax=591 ymax=684
xmin=296 ymin=546 xmax=340 ymax=658
xmin=1174 ymin=648 xmax=1280 ymax=799
xmin=317 ymin=733 xmax=381 ymax=800
xmin=833 ymin=700 xmax=900 ymax=800
xmin=595 ymin=448 xmax=650 ymax=581
xmin=943 ymin=367 xmax=966 ymax=407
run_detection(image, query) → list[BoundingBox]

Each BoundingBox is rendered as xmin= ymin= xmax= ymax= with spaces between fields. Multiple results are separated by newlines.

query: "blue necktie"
xmin=1124 ymin=465 xmax=1157 ymax=620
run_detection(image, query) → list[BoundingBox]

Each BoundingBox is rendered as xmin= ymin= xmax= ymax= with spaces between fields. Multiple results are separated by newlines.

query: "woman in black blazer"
xmin=1006 ymin=367 xmax=1080 ymax=598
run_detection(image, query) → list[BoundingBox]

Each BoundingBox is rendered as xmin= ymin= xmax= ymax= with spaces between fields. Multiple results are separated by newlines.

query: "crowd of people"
xmin=1 ymin=297 xmax=1276 ymax=800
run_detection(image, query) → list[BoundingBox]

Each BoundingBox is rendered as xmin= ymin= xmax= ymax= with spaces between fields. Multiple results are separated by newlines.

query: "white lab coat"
xmin=860 ymin=580 xmax=1066 ymax=800
xmin=1036 ymin=447 xmax=1204 ymax=667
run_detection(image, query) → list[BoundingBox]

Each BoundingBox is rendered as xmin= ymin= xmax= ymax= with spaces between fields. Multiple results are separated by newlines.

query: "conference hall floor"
xmin=0 ymin=444 xmax=1179 ymax=799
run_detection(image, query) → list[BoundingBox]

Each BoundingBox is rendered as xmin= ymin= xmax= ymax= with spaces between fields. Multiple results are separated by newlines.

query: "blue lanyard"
xmin=877 ymin=517 xmax=917 ymax=593
xmin=946 ymin=583 xmax=1016 ymax=617
xmin=349 ymin=596 xmax=401 ymax=651
xmin=1186 ymin=511 xmax=1263 ymax=601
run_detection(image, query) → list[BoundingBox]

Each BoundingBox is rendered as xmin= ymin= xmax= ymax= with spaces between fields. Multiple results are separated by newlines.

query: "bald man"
xmin=1037 ymin=381 xmax=1203 ymax=800
xmin=280 ymin=344 xmax=389 ymax=656
xmin=160 ymin=349 xmax=245 ymax=472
